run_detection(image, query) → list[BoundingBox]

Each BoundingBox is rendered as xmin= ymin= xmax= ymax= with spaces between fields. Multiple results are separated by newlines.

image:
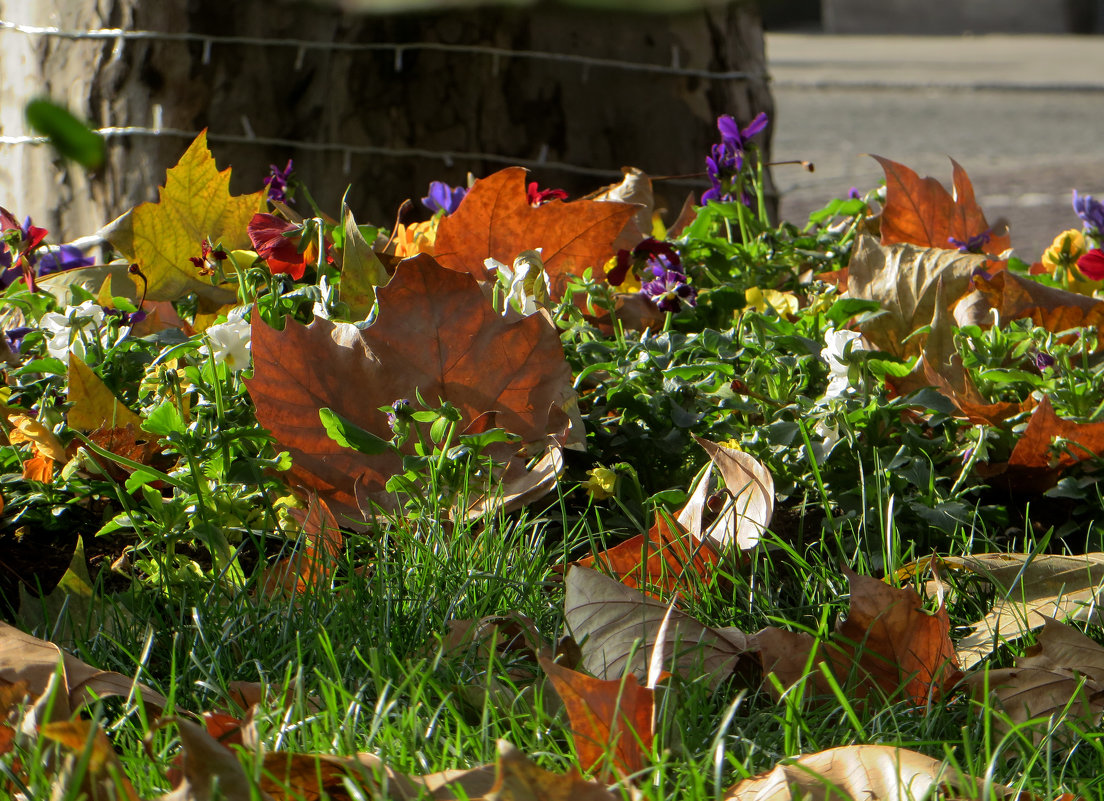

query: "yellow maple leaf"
xmin=130 ymin=130 xmax=263 ymax=304
xmin=67 ymin=354 xmax=143 ymax=433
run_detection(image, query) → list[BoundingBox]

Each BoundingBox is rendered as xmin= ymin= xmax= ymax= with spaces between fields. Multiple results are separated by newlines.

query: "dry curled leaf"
xmin=0 ymin=621 xmax=166 ymax=721
xmin=680 ymin=436 xmax=774 ymax=551
xmin=967 ymin=617 xmax=1104 ymax=747
xmin=845 ymin=234 xmax=989 ymax=358
xmin=725 ymin=744 xmax=1024 ymax=801
xmin=924 ymin=552 xmax=1104 ymax=669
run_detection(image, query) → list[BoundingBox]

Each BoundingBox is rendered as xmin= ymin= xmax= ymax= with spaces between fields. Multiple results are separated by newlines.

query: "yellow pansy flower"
xmin=392 ymin=217 xmax=439 ymax=258
xmin=746 ymin=286 xmax=799 ymax=318
xmin=1042 ymin=229 xmax=1086 ymax=271
xmin=581 ymin=466 xmax=618 ymax=500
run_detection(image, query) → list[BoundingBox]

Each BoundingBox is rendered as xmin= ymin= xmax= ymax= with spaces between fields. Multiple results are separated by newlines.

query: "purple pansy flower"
xmin=641 ymin=264 xmax=697 ymax=312
xmin=1073 ymin=190 xmax=1104 ymax=237
xmin=948 ymin=230 xmax=991 ymax=254
xmin=1033 ymin=351 xmax=1056 ymax=372
xmin=421 ymin=181 xmax=468 ymax=215
xmin=4 ymin=326 xmax=32 ymax=353
xmin=702 ymin=112 xmax=769 ymax=205
xmin=609 ymin=238 xmax=683 ymax=288
xmin=264 ymin=159 xmax=294 ymax=205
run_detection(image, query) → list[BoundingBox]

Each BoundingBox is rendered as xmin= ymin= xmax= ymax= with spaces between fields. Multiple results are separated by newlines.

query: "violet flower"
xmin=1033 ymin=351 xmax=1056 ymax=372
xmin=610 ymin=238 xmax=682 ymax=289
xmin=264 ymin=159 xmax=294 ymax=205
xmin=641 ymin=264 xmax=697 ymax=312
xmin=948 ymin=230 xmax=991 ymax=254
xmin=421 ymin=181 xmax=467 ymax=215
xmin=1074 ymin=191 xmax=1104 ymax=237
xmin=4 ymin=326 xmax=32 ymax=353
xmin=702 ymin=112 xmax=769 ymax=204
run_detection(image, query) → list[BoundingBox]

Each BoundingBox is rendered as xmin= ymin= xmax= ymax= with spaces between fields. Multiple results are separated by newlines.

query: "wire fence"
xmin=0 ymin=19 xmax=764 ymax=182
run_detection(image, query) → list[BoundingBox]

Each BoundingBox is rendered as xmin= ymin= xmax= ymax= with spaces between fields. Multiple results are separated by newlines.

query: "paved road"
xmin=766 ymin=33 xmax=1104 ymax=261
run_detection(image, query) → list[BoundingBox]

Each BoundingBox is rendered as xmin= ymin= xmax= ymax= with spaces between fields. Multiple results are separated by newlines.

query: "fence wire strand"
xmin=0 ymin=18 xmax=734 ymax=185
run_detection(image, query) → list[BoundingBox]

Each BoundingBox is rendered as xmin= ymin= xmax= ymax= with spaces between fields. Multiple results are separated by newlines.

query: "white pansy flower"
xmin=39 ymin=300 xmax=106 ymax=364
xmin=202 ymin=308 xmax=251 ymax=372
xmin=820 ymin=328 xmax=866 ymax=400
xmin=485 ymin=249 xmax=549 ymax=316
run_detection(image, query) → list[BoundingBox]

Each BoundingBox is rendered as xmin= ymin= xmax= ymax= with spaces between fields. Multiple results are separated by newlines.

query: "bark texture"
xmin=0 ymin=0 xmax=773 ymax=240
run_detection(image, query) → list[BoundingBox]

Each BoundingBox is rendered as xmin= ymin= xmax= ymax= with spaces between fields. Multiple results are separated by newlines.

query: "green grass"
xmin=8 ymin=494 xmax=1104 ymax=799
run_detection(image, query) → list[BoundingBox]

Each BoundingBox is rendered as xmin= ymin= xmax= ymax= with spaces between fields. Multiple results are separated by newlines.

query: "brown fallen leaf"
xmin=754 ymin=567 xmax=961 ymax=706
xmin=724 ymin=744 xmax=1024 ymax=801
xmin=41 ymin=719 xmax=138 ymax=801
xmin=967 ymin=617 xmax=1104 ymax=747
xmin=577 ymin=513 xmax=722 ymax=597
xmin=540 ymin=657 xmax=653 ymax=779
xmin=972 ymin=269 xmax=1104 ymax=336
xmin=0 ymin=621 xmax=167 ymax=721
xmin=154 ymin=716 xmax=267 ymax=801
xmin=889 ymin=277 xmax=1025 ymax=424
xmin=845 ymin=234 xmax=988 ymax=358
xmin=679 ymin=436 xmax=774 ymax=551
xmin=1007 ymin=396 xmax=1104 ymax=473
xmin=434 ymin=167 xmax=639 ymax=298
xmin=81 ymin=424 xmax=166 ymax=484
xmin=564 ymin=566 xmax=748 ymax=692
xmin=872 ymin=155 xmax=1009 ymax=256
xmin=247 ymin=254 xmax=577 ymax=519
xmin=485 ymin=740 xmax=618 ymax=801
xmin=258 ymin=493 xmax=344 ymax=598
xmin=916 ymin=552 xmax=1104 ymax=670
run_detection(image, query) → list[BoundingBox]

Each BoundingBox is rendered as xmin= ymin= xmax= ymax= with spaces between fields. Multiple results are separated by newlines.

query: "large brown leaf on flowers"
xmin=846 ymin=234 xmax=989 ymax=358
xmin=433 ymin=167 xmax=639 ymax=297
xmin=973 ymin=269 xmax=1104 ymax=336
xmin=873 ymin=155 xmax=1009 ymax=255
xmin=754 ymin=567 xmax=961 ymax=706
xmin=247 ymin=254 xmax=575 ymax=519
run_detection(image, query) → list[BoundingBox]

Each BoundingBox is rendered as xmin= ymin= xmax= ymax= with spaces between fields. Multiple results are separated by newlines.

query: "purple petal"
xmin=740 ymin=112 xmax=769 ymax=140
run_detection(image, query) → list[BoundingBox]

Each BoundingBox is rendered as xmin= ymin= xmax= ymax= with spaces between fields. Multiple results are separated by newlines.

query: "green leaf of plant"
xmin=25 ymin=99 xmax=105 ymax=169
xmin=319 ymin=407 xmax=390 ymax=455
xmin=338 ymin=205 xmax=389 ymax=321
xmin=142 ymin=400 xmax=186 ymax=437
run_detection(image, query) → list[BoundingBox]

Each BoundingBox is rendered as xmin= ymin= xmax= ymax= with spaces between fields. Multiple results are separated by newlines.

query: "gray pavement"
xmin=767 ymin=33 xmax=1104 ymax=261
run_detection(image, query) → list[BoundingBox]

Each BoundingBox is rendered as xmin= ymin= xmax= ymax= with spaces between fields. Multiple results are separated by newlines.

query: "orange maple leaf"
xmin=577 ymin=514 xmax=722 ymax=598
xmin=540 ymin=657 xmax=653 ymax=779
xmin=872 ymin=156 xmax=1009 ymax=256
xmin=755 ymin=567 xmax=961 ymax=707
xmin=433 ymin=167 xmax=639 ymax=297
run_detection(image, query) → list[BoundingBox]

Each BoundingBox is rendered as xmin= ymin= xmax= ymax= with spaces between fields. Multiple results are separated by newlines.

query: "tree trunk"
xmin=0 ymin=0 xmax=773 ymax=242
